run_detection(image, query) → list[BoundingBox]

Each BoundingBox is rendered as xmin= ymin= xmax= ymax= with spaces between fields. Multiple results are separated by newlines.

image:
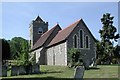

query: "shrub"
xmin=67 ymin=48 xmax=83 ymax=68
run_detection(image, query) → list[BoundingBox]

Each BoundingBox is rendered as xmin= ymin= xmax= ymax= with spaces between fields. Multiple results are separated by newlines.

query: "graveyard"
xmin=1 ymin=64 xmax=119 ymax=79
xmin=1 ymin=2 xmax=120 ymax=79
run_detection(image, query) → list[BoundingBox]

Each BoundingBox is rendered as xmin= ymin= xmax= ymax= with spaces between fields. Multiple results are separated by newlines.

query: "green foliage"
xmin=6 ymin=37 xmax=31 ymax=66
xmin=67 ymin=48 xmax=83 ymax=67
xmin=97 ymin=13 xmax=120 ymax=64
xmin=96 ymin=40 xmax=105 ymax=58
xmin=1 ymin=39 xmax=11 ymax=60
xmin=100 ymin=13 xmax=119 ymax=44
xmin=100 ymin=13 xmax=119 ymax=42
xmin=30 ymin=53 xmax=36 ymax=65
xmin=113 ymin=45 xmax=120 ymax=58
xmin=17 ymin=41 xmax=30 ymax=66
xmin=96 ymin=40 xmax=114 ymax=61
xmin=17 ymin=51 xmax=30 ymax=66
xmin=9 ymin=37 xmax=29 ymax=60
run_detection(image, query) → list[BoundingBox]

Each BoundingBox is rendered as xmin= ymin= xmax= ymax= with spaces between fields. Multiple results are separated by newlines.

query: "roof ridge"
xmin=59 ymin=19 xmax=81 ymax=32
xmin=31 ymin=24 xmax=61 ymax=51
xmin=41 ymin=25 xmax=57 ymax=37
xmin=47 ymin=19 xmax=82 ymax=47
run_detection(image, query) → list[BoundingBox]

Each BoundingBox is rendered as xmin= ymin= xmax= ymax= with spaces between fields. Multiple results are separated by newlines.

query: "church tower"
xmin=29 ymin=16 xmax=48 ymax=49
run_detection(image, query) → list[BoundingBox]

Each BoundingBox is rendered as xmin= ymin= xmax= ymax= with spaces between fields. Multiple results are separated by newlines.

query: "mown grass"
xmin=84 ymin=65 xmax=119 ymax=78
xmin=1 ymin=65 xmax=119 ymax=79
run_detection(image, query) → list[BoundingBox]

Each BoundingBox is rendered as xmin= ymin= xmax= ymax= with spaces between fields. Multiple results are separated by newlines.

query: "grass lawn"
xmin=1 ymin=65 xmax=119 ymax=79
xmin=84 ymin=65 xmax=119 ymax=78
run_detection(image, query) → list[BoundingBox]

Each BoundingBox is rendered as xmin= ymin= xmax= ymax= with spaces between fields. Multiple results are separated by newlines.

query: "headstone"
xmin=11 ymin=66 xmax=19 ymax=76
xmin=32 ymin=64 xmax=40 ymax=74
xmin=25 ymin=64 xmax=32 ymax=74
xmin=74 ymin=66 xmax=85 ymax=80
xmin=19 ymin=66 xmax=26 ymax=75
xmin=83 ymin=60 xmax=89 ymax=70
xmin=2 ymin=65 xmax=7 ymax=77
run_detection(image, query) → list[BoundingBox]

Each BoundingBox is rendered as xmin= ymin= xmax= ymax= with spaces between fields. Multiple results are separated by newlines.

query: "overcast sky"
xmin=1 ymin=2 xmax=119 ymax=45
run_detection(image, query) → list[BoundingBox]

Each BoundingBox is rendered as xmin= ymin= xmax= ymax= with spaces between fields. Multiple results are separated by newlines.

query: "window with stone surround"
xmin=73 ymin=34 xmax=78 ymax=48
xmin=85 ymin=35 xmax=90 ymax=48
xmin=80 ymin=30 xmax=84 ymax=48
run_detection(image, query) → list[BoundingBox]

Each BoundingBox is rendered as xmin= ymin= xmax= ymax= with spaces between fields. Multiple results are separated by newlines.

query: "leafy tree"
xmin=68 ymin=48 xmax=83 ymax=68
xmin=29 ymin=53 xmax=36 ymax=65
xmin=100 ymin=13 xmax=119 ymax=42
xmin=113 ymin=45 xmax=120 ymax=64
xmin=99 ymin=13 xmax=119 ymax=64
xmin=113 ymin=45 xmax=120 ymax=58
xmin=9 ymin=37 xmax=29 ymax=60
xmin=2 ymin=39 xmax=10 ymax=60
xmin=96 ymin=40 xmax=103 ymax=59
xmin=16 ymin=40 xmax=30 ymax=66
xmin=14 ymin=38 xmax=32 ymax=74
xmin=96 ymin=40 xmax=114 ymax=64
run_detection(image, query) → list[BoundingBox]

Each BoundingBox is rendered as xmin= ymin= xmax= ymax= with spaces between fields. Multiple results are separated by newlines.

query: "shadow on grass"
xmin=40 ymin=71 xmax=63 ymax=74
xmin=2 ymin=77 xmax=119 ymax=80
xmin=1 ymin=77 xmax=74 ymax=80
xmin=88 ymin=67 xmax=100 ymax=70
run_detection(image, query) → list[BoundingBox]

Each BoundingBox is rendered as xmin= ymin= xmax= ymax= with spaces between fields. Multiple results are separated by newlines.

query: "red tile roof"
xmin=32 ymin=18 xmax=96 ymax=50
xmin=47 ymin=19 xmax=81 ymax=47
xmin=32 ymin=24 xmax=60 ymax=50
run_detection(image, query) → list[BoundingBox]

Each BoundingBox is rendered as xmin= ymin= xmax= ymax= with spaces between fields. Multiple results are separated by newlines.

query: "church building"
xmin=30 ymin=16 xmax=96 ymax=66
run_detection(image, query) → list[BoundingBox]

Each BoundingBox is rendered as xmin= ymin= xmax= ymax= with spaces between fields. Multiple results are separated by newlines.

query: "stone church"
xmin=29 ymin=16 xmax=96 ymax=66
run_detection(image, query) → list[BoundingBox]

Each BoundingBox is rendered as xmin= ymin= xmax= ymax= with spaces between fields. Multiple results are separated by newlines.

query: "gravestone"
xmin=83 ymin=60 xmax=89 ymax=70
xmin=32 ymin=64 xmax=40 ymax=74
xmin=2 ymin=65 xmax=7 ymax=77
xmin=74 ymin=66 xmax=85 ymax=80
xmin=19 ymin=66 xmax=26 ymax=75
xmin=11 ymin=66 xmax=19 ymax=76
xmin=24 ymin=64 xmax=32 ymax=74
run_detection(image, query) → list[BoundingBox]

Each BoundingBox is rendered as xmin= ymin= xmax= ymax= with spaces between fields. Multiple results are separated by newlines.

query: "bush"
xmin=112 ymin=58 xmax=117 ymax=64
xmin=96 ymin=58 xmax=101 ymax=65
xmin=67 ymin=48 xmax=83 ymax=68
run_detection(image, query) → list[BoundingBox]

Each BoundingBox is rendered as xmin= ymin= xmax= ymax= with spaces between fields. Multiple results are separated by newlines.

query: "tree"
xmin=113 ymin=45 xmax=120 ymax=64
xmin=16 ymin=38 xmax=30 ymax=65
xmin=99 ymin=13 xmax=119 ymax=64
xmin=100 ymin=13 xmax=119 ymax=42
xmin=96 ymin=40 xmax=112 ymax=64
xmin=114 ymin=45 xmax=120 ymax=58
xmin=68 ymin=48 xmax=83 ymax=68
xmin=2 ymin=39 xmax=10 ymax=60
xmin=12 ymin=37 xmax=32 ymax=74
xmin=9 ymin=37 xmax=29 ymax=60
xmin=29 ymin=53 xmax=36 ymax=65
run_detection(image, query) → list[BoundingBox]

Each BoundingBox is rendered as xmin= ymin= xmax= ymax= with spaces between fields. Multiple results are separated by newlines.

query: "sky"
xmin=118 ymin=1 xmax=120 ymax=46
xmin=1 ymin=2 xmax=119 ymax=45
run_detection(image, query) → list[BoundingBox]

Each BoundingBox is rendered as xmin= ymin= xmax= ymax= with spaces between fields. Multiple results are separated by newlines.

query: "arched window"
xmin=73 ymin=35 xmax=78 ymax=48
xmin=80 ymin=30 xmax=84 ymax=48
xmin=85 ymin=35 xmax=89 ymax=48
xmin=38 ymin=27 xmax=43 ymax=34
